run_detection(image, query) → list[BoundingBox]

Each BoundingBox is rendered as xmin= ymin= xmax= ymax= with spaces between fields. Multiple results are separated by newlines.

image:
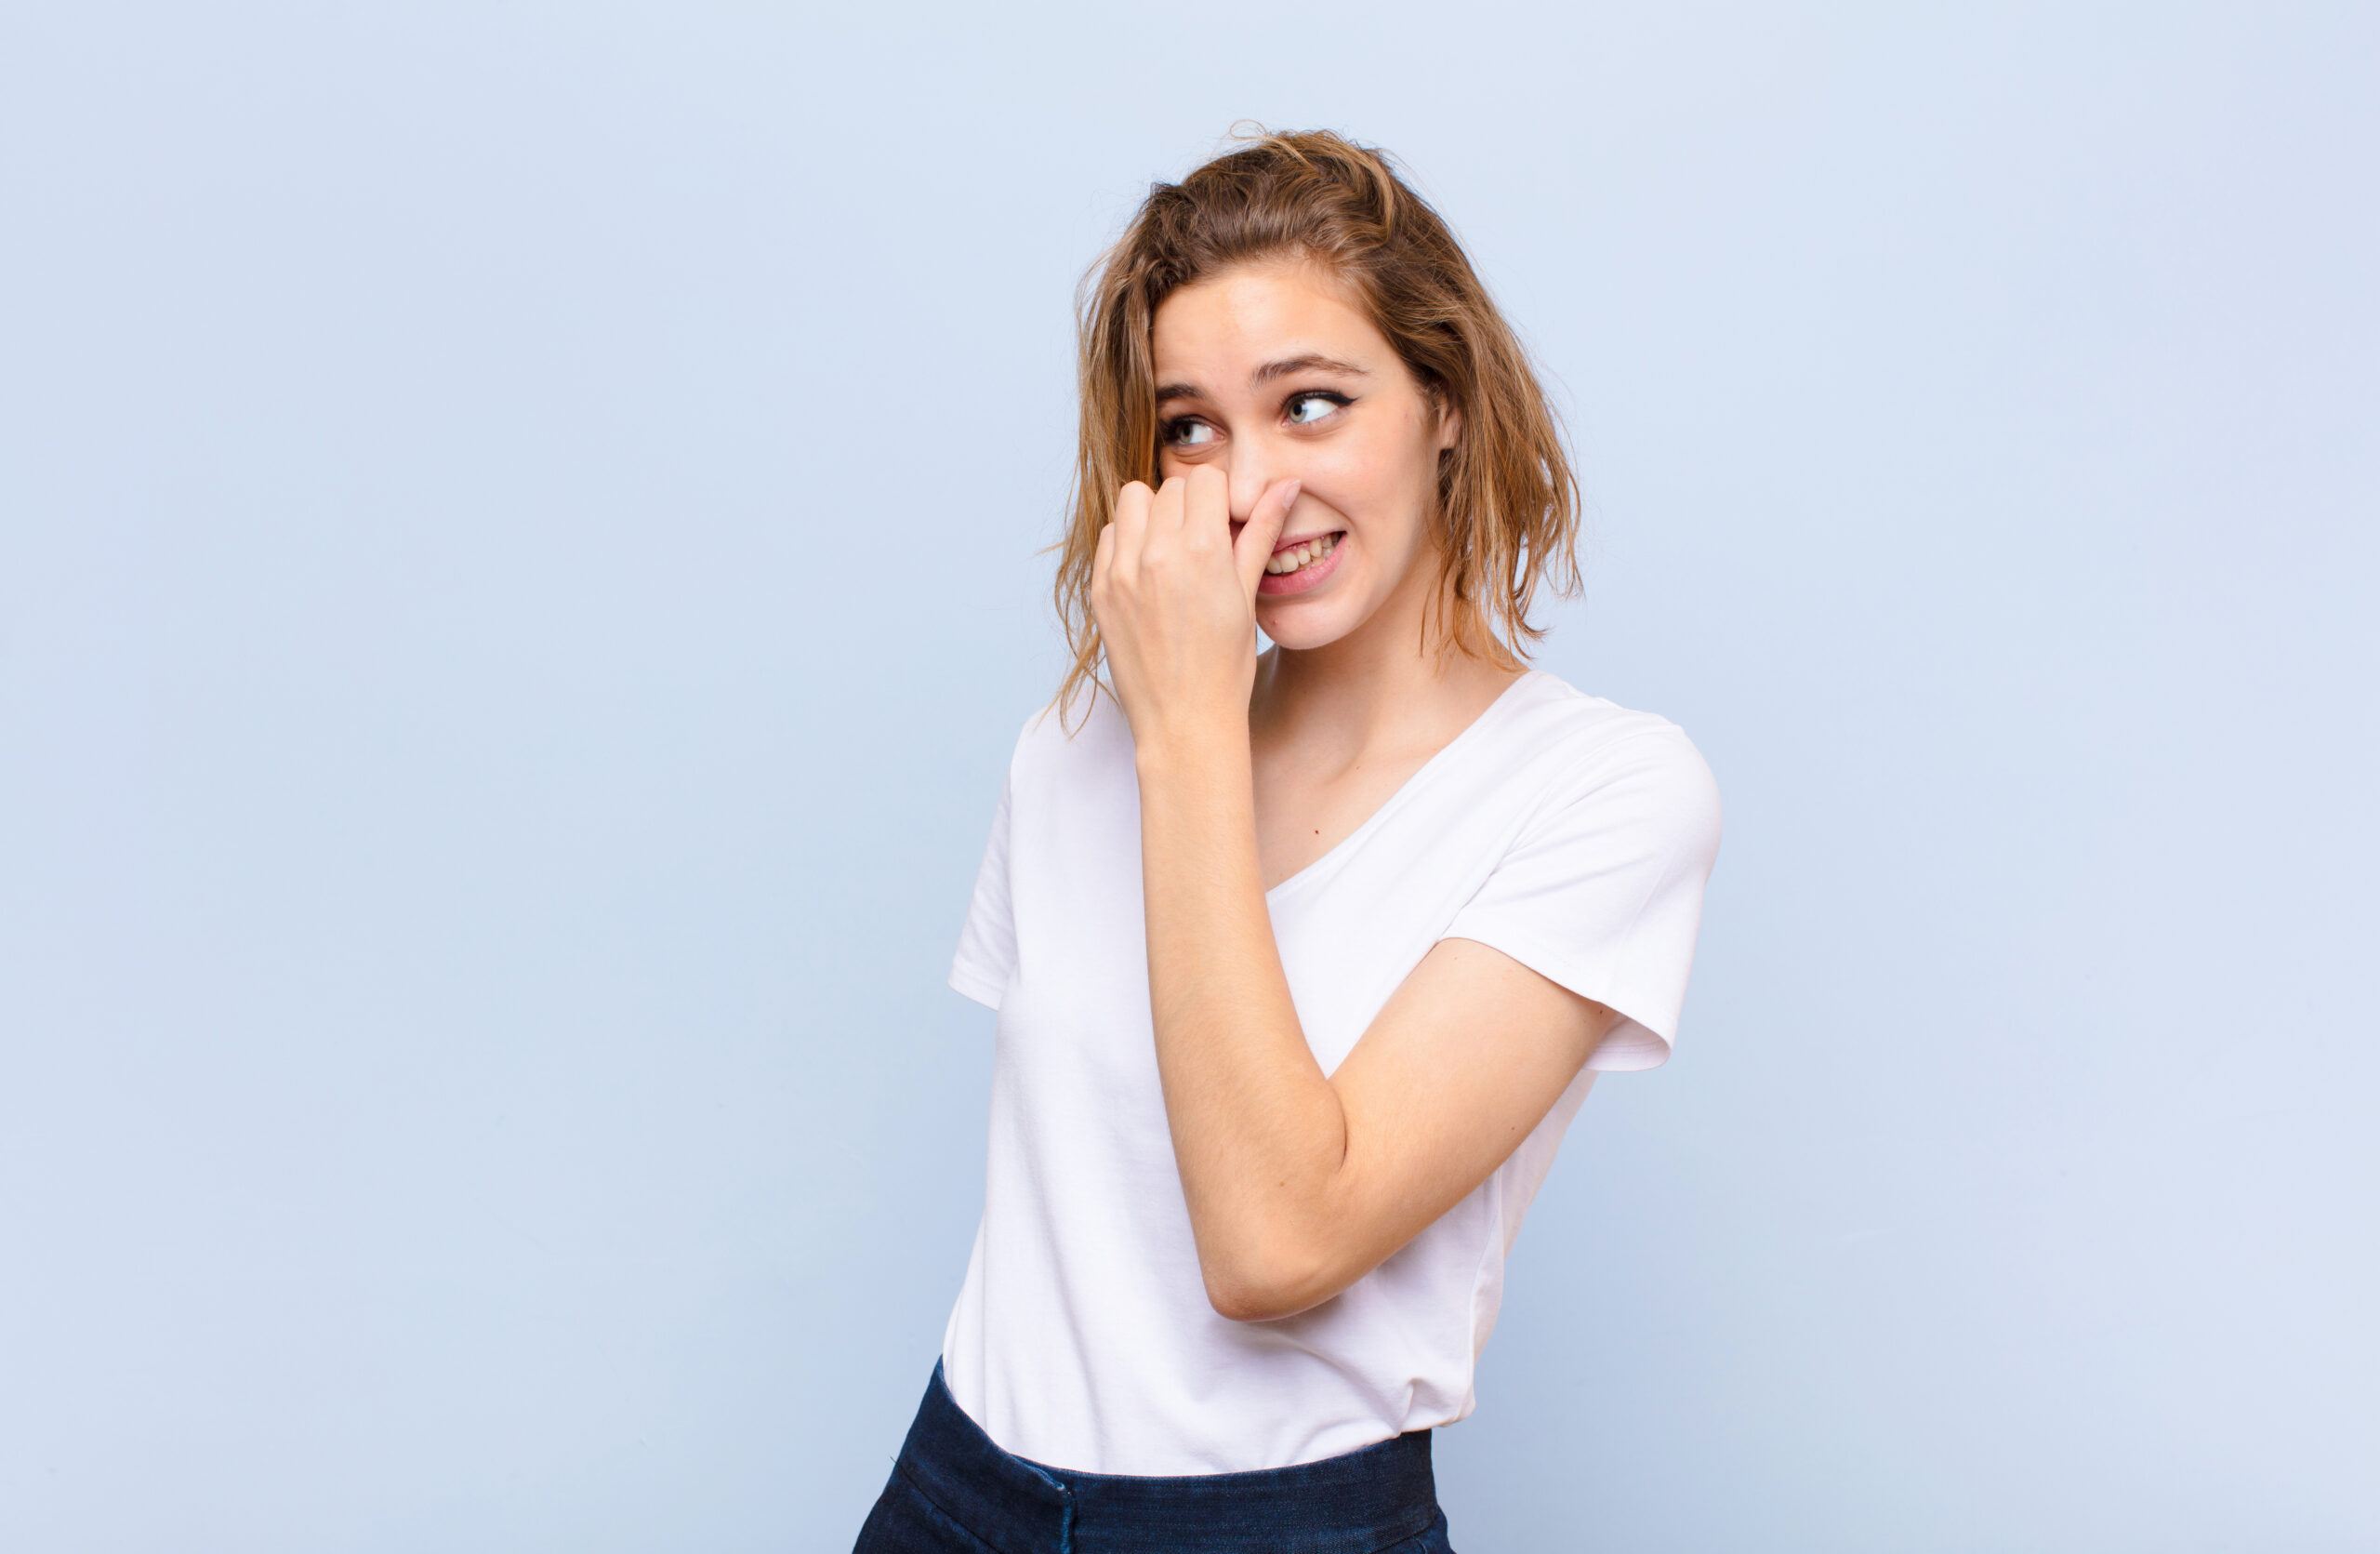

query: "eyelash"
xmin=1161 ymin=390 xmax=1354 ymax=446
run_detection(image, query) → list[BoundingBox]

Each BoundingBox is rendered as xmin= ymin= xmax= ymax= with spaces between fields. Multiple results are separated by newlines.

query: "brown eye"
xmin=1285 ymin=392 xmax=1348 ymax=426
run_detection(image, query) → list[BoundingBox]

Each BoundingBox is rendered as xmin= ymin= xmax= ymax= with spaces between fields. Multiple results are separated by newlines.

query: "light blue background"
xmin=4 ymin=4 xmax=2373 ymax=1549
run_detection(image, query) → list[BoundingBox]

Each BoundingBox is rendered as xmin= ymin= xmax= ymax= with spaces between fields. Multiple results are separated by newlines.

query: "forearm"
xmin=1135 ymin=728 xmax=1350 ymax=1317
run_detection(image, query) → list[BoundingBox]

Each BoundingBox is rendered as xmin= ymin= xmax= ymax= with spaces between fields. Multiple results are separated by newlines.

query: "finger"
xmin=1234 ymin=477 xmax=1302 ymax=599
xmin=1114 ymin=481 xmax=1153 ymax=530
xmin=1091 ymin=515 xmax=1116 ymax=604
xmin=1150 ymin=473 xmax=1187 ymax=537
xmin=1185 ymin=465 xmax=1230 ymax=550
xmin=1110 ymin=481 xmax=1152 ymax=575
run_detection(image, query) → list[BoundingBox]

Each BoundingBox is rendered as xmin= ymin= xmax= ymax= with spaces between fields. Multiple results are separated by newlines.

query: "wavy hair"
xmin=1052 ymin=128 xmax=1580 ymax=725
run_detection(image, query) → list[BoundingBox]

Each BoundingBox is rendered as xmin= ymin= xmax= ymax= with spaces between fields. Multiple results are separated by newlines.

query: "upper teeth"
xmin=1266 ymin=533 xmax=1338 ymax=575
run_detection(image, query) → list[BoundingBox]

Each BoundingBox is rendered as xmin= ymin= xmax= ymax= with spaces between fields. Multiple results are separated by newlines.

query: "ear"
xmin=1435 ymin=398 xmax=1462 ymax=454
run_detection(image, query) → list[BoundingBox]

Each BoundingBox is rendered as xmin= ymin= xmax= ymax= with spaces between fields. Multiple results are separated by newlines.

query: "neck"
xmin=1249 ymin=569 xmax=1520 ymax=760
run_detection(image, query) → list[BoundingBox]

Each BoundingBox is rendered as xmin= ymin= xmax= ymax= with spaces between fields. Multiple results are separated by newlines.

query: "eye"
xmin=1285 ymin=391 xmax=1352 ymax=427
xmin=1162 ymin=418 xmax=1218 ymax=448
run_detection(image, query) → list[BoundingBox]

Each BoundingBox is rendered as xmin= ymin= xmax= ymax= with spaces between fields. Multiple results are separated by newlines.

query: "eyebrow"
xmin=1155 ymin=353 xmax=1371 ymax=404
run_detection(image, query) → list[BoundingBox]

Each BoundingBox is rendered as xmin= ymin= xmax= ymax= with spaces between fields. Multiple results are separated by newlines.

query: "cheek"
xmin=1312 ymin=425 xmax=1435 ymax=538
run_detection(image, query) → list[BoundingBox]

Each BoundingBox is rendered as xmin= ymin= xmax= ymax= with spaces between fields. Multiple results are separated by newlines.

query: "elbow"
xmin=1198 ymin=1243 xmax=1344 ymax=1324
xmin=1204 ymin=1278 xmax=1302 ymax=1324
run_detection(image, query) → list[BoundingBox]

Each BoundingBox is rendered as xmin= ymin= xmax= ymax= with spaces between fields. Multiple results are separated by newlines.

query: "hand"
xmin=1090 ymin=466 xmax=1300 ymax=752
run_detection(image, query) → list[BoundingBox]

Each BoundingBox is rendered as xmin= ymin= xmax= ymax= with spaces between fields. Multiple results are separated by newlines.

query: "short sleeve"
xmin=1440 ymin=728 xmax=1722 ymax=1071
xmin=948 ymin=768 xmax=1017 ymax=1010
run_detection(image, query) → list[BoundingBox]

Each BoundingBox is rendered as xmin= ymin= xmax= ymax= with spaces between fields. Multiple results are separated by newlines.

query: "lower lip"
xmin=1257 ymin=534 xmax=1347 ymax=597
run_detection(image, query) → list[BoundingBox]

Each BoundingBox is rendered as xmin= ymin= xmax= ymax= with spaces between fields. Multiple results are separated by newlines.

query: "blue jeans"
xmin=853 ymin=1361 xmax=1457 ymax=1553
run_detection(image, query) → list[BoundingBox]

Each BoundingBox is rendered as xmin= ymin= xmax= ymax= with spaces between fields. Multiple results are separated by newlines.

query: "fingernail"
xmin=1281 ymin=480 xmax=1302 ymax=511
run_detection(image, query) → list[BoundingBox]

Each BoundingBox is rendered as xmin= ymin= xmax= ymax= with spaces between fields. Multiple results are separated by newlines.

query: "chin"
xmin=1255 ymin=601 xmax=1362 ymax=652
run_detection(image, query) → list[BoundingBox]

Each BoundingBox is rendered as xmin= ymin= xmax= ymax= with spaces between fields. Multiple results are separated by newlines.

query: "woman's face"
xmin=1150 ymin=258 xmax=1458 ymax=653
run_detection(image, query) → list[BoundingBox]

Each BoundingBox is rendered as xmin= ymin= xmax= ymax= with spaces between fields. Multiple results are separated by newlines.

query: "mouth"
xmin=1257 ymin=530 xmax=1346 ymax=597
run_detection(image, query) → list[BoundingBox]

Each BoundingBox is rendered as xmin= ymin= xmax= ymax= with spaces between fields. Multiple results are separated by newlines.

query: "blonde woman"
xmin=856 ymin=130 xmax=1722 ymax=1552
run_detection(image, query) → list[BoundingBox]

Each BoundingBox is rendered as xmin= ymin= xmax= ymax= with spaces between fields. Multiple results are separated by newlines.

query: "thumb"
xmin=1233 ymin=478 xmax=1302 ymax=600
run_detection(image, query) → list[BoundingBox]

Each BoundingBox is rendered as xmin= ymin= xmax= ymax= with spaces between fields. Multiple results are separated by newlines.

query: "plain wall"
xmin=3 ymin=3 xmax=2373 ymax=1549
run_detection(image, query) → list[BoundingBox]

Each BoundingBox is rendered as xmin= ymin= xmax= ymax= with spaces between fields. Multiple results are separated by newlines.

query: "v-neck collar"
xmin=1262 ymin=669 xmax=1545 ymax=904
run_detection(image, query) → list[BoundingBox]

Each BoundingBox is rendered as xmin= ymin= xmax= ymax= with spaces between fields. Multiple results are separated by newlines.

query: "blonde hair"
xmin=1053 ymin=128 xmax=1580 ymax=724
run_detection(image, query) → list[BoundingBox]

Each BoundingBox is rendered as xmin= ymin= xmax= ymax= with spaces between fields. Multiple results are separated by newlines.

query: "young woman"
xmin=855 ymin=130 xmax=1721 ymax=1552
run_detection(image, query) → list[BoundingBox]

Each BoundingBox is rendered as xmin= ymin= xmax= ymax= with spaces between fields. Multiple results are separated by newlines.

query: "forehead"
xmin=1151 ymin=260 xmax=1388 ymax=386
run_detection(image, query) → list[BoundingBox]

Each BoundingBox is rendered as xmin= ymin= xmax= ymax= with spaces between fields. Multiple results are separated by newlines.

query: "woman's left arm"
xmin=1093 ymin=466 xmax=1617 ymax=1323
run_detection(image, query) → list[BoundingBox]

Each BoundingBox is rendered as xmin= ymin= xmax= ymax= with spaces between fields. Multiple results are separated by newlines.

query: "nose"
xmin=1223 ymin=445 xmax=1285 ymax=525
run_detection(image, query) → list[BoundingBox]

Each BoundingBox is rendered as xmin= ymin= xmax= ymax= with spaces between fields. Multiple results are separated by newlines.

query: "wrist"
xmin=1131 ymin=712 xmax=1250 ymax=778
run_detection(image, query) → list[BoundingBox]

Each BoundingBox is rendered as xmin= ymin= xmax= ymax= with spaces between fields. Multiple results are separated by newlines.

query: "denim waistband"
xmin=888 ymin=1360 xmax=1441 ymax=1554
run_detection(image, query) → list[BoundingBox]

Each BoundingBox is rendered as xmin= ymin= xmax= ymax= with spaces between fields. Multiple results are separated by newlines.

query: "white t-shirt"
xmin=939 ymin=667 xmax=1722 ymax=1475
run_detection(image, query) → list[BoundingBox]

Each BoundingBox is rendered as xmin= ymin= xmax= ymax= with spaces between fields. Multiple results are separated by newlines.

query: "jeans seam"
xmin=1362 ymin=1506 xmax=1443 ymax=1554
xmin=1005 ymin=1458 xmax=1074 ymax=1554
xmin=889 ymin=1465 xmax=1012 ymax=1554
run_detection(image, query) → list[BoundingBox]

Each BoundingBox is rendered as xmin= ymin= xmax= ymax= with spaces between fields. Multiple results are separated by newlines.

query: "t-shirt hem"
xmin=1435 ymin=927 xmax=1677 ymax=1071
xmin=947 ymin=960 xmax=1006 ymax=1010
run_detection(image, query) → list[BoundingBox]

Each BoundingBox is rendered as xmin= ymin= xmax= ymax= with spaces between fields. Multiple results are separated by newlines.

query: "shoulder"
xmin=1000 ymin=684 xmax=1138 ymax=795
xmin=1498 ymin=671 xmax=1712 ymax=778
xmin=1493 ymin=671 xmax=1723 ymax=843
